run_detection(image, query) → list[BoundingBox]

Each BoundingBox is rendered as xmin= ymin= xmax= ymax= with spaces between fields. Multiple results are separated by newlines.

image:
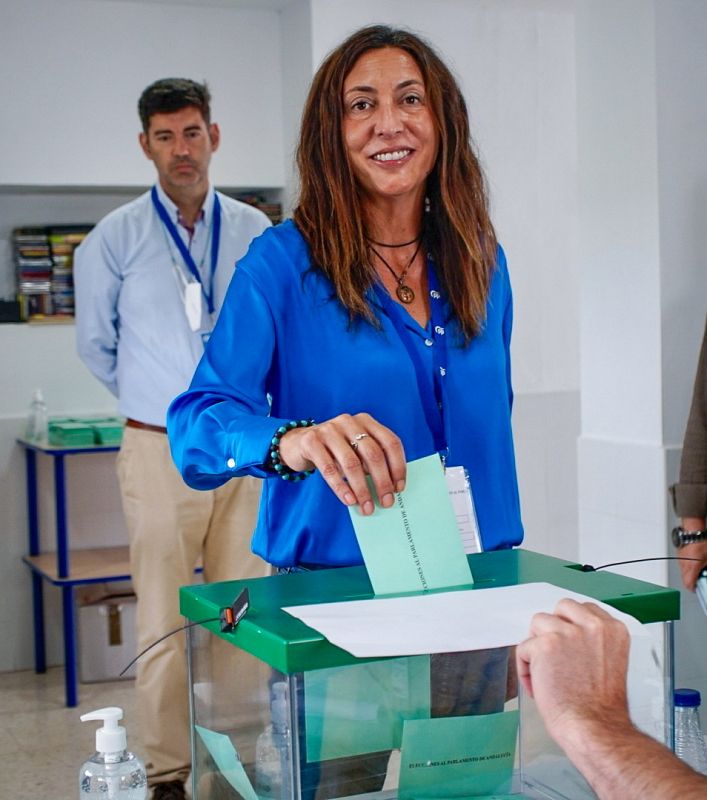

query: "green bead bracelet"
xmin=267 ymin=419 xmax=316 ymax=481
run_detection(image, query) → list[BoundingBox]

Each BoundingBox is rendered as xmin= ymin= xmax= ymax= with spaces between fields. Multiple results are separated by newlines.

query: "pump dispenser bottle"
xmin=26 ymin=388 xmax=48 ymax=443
xmin=79 ymin=707 xmax=147 ymax=799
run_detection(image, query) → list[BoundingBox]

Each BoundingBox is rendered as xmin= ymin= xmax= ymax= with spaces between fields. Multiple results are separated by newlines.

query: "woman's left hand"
xmin=277 ymin=412 xmax=406 ymax=515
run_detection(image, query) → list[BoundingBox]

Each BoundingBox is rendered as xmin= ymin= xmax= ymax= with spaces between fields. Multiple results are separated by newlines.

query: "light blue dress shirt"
xmin=168 ymin=221 xmax=524 ymax=567
xmin=74 ymin=184 xmax=270 ymax=426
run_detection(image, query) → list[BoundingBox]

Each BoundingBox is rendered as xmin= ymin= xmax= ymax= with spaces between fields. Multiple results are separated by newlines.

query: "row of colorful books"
xmin=233 ymin=193 xmax=283 ymax=225
xmin=13 ymin=225 xmax=93 ymax=321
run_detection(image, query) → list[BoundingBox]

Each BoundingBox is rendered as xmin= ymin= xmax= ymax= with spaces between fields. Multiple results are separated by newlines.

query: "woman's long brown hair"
xmin=294 ymin=25 xmax=497 ymax=342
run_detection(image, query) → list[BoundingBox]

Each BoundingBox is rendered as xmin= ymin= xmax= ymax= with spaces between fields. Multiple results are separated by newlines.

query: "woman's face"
xmin=342 ymin=47 xmax=438 ymax=208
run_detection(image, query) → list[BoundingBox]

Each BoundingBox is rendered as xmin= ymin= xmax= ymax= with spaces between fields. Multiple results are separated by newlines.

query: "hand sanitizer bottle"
xmin=26 ymin=388 xmax=48 ymax=443
xmin=79 ymin=707 xmax=147 ymax=799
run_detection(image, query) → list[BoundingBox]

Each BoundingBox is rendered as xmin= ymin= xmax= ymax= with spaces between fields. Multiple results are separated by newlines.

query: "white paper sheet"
xmin=284 ymin=582 xmax=646 ymax=658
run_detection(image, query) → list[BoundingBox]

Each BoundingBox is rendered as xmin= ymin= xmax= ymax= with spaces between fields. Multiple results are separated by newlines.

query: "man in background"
xmin=518 ymin=599 xmax=707 ymax=798
xmin=670 ymin=317 xmax=707 ymax=591
xmin=74 ymin=78 xmax=270 ymax=800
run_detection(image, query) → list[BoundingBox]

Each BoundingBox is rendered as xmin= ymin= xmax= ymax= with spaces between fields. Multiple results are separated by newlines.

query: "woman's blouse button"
xmin=424 ymin=338 xmax=434 ymax=347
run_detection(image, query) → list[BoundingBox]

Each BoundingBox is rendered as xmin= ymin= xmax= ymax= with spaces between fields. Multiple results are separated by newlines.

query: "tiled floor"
xmin=0 ymin=667 xmax=143 ymax=799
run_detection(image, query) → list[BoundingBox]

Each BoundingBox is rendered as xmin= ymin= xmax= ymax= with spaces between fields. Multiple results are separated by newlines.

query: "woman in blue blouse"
xmin=169 ymin=23 xmax=525 ymax=798
xmin=168 ymin=25 xmax=523 ymax=569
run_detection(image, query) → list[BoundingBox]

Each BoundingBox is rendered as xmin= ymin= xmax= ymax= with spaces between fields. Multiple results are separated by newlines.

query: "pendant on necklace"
xmin=396 ymin=284 xmax=415 ymax=304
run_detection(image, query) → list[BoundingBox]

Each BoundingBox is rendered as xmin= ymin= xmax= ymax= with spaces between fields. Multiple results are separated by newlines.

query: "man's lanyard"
xmin=151 ymin=186 xmax=221 ymax=315
xmin=372 ymin=261 xmax=449 ymax=460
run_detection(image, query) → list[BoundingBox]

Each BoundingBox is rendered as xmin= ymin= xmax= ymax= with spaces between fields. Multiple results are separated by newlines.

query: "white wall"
xmin=576 ymin=0 xmax=707 ymax=698
xmin=279 ymin=0 xmax=313 ymax=212
xmin=655 ymin=0 xmax=707 ymax=699
xmin=0 ymin=0 xmax=285 ymax=188
xmin=656 ymin=0 xmax=707 ymax=441
xmin=576 ymin=0 xmax=664 ymax=584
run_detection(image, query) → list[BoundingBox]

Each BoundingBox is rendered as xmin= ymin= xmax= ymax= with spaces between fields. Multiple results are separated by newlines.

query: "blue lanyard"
xmin=373 ymin=261 xmax=449 ymax=458
xmin=151 ymin=186 xmax=221 ymax=315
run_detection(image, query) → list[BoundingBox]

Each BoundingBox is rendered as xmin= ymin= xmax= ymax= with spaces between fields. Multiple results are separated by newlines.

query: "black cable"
xmin=118 ymin=589 xmax=250 ymax=677
xmin=580 ymin=556 xmax=703 ymax=572
xmin=119 ymin=617 xmax=220 ymax=677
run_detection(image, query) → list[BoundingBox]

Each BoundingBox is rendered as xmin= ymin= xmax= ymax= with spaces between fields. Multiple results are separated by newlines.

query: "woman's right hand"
xmin=278 ymin=413 xmax=406 ymax=515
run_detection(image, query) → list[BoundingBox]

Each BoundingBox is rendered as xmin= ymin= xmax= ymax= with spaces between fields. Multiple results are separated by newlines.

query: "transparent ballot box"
xmin=180 ymin=549 xmax=678 ymax=800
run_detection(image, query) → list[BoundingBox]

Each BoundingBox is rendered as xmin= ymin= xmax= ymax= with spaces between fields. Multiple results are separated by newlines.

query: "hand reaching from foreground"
xmin=517 ymin=600 xmax=707 ymax=800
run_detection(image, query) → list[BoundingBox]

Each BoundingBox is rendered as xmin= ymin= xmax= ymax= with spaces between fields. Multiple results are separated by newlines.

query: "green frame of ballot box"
xmin=180 ymin=548 xmax=679 ymax=675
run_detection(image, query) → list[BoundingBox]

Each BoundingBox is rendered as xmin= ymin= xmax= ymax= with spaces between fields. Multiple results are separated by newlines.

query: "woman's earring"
xmin=424 ymin=196 xmax=431 ymax=213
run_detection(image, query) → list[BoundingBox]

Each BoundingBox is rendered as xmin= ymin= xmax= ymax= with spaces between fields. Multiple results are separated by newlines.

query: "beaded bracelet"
xmin=268 ymin=419 xmax=316 ymax=481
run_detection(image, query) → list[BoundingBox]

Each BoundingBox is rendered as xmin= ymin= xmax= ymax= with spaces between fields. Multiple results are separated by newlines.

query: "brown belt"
xmin=125 ymin=418 xmax=167 ymax=434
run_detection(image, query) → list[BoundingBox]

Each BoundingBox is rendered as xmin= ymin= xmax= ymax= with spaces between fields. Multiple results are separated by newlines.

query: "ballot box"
xmin=180 ymin=549 xmax=679 ymax=800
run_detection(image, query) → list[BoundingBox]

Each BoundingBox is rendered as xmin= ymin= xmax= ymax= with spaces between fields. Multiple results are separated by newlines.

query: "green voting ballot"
xmin=180 ymin=549 xmax=678 ymax=799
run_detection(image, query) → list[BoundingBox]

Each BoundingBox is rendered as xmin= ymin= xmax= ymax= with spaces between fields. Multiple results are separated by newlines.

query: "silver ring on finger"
xmin=349 ymin=432 xmax=370 ymax=449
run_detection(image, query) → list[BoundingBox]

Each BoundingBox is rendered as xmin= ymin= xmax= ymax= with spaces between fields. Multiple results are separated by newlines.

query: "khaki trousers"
xmin=117 ymin=425 xmax=267 ymax=785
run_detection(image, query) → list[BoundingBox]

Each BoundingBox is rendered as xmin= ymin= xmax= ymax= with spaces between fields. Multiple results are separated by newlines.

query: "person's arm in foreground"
xmin=516 ymin=599 xmax=707 ymax=800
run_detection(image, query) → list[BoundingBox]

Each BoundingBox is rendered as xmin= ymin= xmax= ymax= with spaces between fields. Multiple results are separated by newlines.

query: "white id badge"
xmin=184 ymin=281 xmax=202 ymax=332
xmin=445 ymin=465 xmax=483 ymax=554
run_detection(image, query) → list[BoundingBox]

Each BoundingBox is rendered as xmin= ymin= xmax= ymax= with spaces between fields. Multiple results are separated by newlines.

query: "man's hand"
xmin=517 ymin=599 xmax=707 ymax=799
xmin=678 ymin=518 xmax=707 ymax=591
xmin=516 ymin=599 xmax=632 ymax=745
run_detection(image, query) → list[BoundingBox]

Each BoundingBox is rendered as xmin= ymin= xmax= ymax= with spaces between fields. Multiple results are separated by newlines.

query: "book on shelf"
xmin=13 ymin=224 xmax=93 ymax=321
xmin=233 ymin=193 xmax=283 ymax=225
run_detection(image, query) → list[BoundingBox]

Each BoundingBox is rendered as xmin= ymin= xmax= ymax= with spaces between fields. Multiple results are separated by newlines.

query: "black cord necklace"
xmin=366 ymin=233 xmax=422 ymax=248
xmin=368 ymin=239 xmax=423 ymax=304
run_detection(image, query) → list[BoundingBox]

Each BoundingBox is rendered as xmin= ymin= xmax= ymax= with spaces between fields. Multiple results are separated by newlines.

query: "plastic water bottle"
xmin=255 ymin=682 xmax=293 ymax=799
xmin=26 ymin=388 xmax=48 ymax=443
xmin=79 ymin=707 xmax=147 ymax=799
xmin=674 ymin=688 xmax=707 ymax=775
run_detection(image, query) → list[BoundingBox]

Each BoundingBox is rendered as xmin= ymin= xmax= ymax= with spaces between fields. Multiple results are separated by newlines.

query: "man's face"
xmin=139 ymin=105 xmax=220 ymax=195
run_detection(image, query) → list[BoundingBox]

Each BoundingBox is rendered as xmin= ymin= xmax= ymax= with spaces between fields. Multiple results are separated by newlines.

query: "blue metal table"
xmin=18 ymin=437 xmax=125 ymax=707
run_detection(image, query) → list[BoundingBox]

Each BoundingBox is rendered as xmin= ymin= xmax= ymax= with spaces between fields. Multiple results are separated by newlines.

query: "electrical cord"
xmin=118 ymin=587 xmax=250 ymax=677
xmin=580 ymin=556 xmax=703 ymax=572
xmin=119 ymin=617 xmax=220 ymax=677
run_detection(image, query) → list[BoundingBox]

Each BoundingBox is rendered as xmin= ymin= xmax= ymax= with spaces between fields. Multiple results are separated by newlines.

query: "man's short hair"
xmin=138 ymin=78 xmax=211 ymax=132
